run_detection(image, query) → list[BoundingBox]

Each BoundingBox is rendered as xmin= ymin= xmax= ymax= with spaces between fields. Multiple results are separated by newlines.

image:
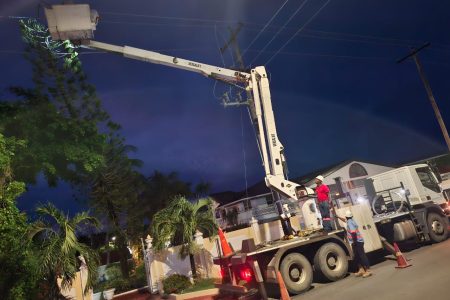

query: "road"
xmin=293 ymin=239 xmax=450 ymax=300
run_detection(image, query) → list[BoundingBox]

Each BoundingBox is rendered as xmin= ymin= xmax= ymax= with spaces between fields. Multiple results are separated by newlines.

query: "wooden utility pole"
xmin=397 ymin=42 xmax=450 ymax=151
xmin=220 ymin=23 xmax=254 ymax=110
xmin=221 ymin=23 xmax=245 ymax=70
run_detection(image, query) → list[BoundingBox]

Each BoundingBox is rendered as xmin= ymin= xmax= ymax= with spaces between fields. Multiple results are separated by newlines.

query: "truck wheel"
xmin=279 ymin=253 xmax=313 ymax=294
xmin=427 ymin=212 xmax=448 ymax=243
xmin=314 ymin=242 xmax=348 ymax=281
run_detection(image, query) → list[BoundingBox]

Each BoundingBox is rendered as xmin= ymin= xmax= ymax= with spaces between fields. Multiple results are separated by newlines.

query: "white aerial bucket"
xmin=44 ymin=4 xmax=98 ymax=41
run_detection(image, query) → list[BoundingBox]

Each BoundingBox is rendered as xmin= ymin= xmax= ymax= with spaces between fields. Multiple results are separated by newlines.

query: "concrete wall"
xmin=58 ymin=269 xmax=93 ymax=300
xmin=145 ymin=215 xmax=302 ymax=293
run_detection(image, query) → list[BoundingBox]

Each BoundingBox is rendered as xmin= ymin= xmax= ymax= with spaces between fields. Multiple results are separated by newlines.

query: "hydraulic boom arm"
xmin=44 ymin=4 xmax=320 ymax=233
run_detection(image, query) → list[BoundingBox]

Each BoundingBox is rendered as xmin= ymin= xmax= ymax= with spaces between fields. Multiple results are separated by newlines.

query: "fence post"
xmin=194 ymin=230 xmax=210 ymax=278
xmin=144 ymin=235 xmax=159 ymax=294
xmin=249 ymin=217 xmax=261 ymax=245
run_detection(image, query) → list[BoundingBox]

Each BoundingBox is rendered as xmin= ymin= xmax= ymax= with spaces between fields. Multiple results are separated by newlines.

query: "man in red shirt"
xmin=315 ymin=175 xmax=332 ymax=232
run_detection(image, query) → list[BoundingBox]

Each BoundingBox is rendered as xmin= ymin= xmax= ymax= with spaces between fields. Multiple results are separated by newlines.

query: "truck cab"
xmin=369 ymin=164 xmax=446 ymax=209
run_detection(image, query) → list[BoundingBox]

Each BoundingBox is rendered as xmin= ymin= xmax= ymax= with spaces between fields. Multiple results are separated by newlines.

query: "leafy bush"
xmin=105 ymin=264 xmax=122 ymax=282
xmin=133 ymin=263 xmax=147 ymax=287
xmin=162 ymin=274 xmax=191 ymax=294
xmin=94 ymin=262 xmax=148 ymax=294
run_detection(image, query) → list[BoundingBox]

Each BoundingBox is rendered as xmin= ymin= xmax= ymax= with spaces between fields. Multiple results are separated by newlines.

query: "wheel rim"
xmin=431 ymin=219 xmax=444 ymax=235
xmin=288 ymin=263 xmax=305 ymax=284
xmin=326 ymin=252 xmax=339 ymax=270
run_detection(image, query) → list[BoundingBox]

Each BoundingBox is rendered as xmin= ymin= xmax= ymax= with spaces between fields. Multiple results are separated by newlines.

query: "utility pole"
xmin=221 ymin=22 xmax=246 ymax=71
xmin=397 ymin=42 xmax=450 ymax=151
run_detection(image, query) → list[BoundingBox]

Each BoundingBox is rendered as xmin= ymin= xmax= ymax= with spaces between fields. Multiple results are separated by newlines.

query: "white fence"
xmin=143 ymin=215 xmax=303 ymax=293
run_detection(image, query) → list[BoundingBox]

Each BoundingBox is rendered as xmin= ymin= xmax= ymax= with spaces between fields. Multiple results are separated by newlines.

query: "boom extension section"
xmin=44 ymin=4 xmax=321 ymax=235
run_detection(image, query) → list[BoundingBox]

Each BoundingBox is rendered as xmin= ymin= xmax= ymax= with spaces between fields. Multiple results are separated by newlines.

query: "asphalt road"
xmin=292 ymin=239 xmax=450 ymax=300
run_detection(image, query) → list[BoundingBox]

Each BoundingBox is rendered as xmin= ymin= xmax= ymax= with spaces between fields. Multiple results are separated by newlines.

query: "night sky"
xmin=1 ymin=0 xmax=449 ymax=215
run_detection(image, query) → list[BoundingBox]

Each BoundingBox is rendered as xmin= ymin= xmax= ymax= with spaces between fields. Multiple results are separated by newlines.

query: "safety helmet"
xmin=345 ymin=210 xmax=353 ymax=218
xmin=315 ymin=175 xmax=324 ymax=182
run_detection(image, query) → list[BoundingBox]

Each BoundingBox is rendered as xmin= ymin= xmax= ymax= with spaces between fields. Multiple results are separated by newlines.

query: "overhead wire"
xmin=240 ymin=107 xmax=249 ymax=199
xmin=97 ymin=11 xmax=450 ymax=52
xmin=264 ymin=0 xmax=332 ymax=66
xmin=248 ymin=0 xmax=309 ymax=67
xmin=0 ymin=15 xmax=32 ymax=19
xmin=241 ymin=0 xmax=290 ymax=58
xmin=102 ymin=11 xmax=241 ymax=24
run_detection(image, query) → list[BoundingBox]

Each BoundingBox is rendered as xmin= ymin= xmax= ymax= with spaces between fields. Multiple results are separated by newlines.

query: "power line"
xmin=248 ymin=0 xmax=309 ymax=67
xmin=102 ymin=20 xmax=225 ymax=30
xmin=102 ymin=11 xmax=240 ymax=24
xmin=241 ymin=0 xmax=290 ymax=57
xmin=247 ymin=48 xmax=392 ymax=61
xmin=100 ymin=12 xmax=450 ymax=51
xmin=265 ymin=0 xmax=332 ymax=66
xmin=297 ymin=33 xmax=412 ymax=48
xmin=0 ymin=16 xmax=32 ymax=19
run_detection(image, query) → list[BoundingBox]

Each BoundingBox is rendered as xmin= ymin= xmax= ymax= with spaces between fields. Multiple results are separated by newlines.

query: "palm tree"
xmin=89 ymin=138 xmax=143 ymax=278
xmin=151 ymin=195 xmax=218 ymax=278
xmin=29 ymin=203 xmax=100 ymax=300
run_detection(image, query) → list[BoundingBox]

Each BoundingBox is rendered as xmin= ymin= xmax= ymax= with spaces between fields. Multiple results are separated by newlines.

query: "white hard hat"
xmin=345 ymin=210 xmax=353 ymax=218
xmin=315 ymin=175 xmax=324 ymax=182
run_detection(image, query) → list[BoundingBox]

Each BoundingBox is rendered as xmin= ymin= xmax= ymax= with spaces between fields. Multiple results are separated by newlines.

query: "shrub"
xmin=94 ymin=263 xmax=148 ymax=294
xmin=105 ymin=264 xmax=122 ymax=282
xmin=133 ymin=263 xmax=147 ymax=287
xmin=162 ymin=274 xmax=191 ymax=294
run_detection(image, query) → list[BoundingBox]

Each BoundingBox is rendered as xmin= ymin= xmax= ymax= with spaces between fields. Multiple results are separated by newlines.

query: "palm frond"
xmin=30 ymin=203 xmax=100 ymax=296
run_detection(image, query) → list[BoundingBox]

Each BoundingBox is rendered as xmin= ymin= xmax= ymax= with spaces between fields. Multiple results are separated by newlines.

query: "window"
xmin=416 ymin=167 xmax=441 ymax=193
xmin=349 ymin=163 xmax=368 ymax=178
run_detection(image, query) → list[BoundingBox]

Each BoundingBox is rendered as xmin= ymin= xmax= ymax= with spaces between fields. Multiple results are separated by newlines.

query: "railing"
xmin=218 ymin=199 xmax=309 ymax=229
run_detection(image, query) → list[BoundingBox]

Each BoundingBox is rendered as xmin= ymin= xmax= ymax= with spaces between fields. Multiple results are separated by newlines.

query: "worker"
xmin=315 ymin=175 xmax=332 ymax=232
xmin=276 ymin=201 xmax=295 ymax=239
xmin=336 ymin=210 xmax=372 ymax=278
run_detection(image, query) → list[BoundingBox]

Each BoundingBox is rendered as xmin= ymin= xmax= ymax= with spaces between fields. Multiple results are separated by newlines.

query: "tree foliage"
xmin=0 ymin=133 xmax=39 ymax=300
xmin=29 ymin=203 xmax=100 ymax=299
xmin=151 ymin=195 xmax=218 ymax=276
xmin=88 ymin=138 xmax=143 ymax=278
xmin=0 ymin=19 xmax=119 ymax=186
xmin=139 ymin=171 xmax=208 ymax=222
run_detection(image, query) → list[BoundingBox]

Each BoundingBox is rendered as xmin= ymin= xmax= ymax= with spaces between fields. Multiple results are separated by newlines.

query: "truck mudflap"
xmin=214 ymin=284 xmax=260 ymax=300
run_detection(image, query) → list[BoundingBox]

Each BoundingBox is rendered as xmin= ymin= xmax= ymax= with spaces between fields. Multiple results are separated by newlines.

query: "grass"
xmin=181 ymin=278 xmax=216 ymax=294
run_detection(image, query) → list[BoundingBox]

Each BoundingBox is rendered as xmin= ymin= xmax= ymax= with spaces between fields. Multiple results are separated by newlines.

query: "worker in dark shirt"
xmin=336 ymin=210 xmax=372 ymax=278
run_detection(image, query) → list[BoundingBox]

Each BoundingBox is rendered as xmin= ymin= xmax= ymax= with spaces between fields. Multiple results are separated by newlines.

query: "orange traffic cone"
xmin=277 ymin=271 xmax=291 ymax=300
xmin=393 ymin=242 xmax=412 ymax=269
xmin=218 ymin=228 xmax=234 ymax=258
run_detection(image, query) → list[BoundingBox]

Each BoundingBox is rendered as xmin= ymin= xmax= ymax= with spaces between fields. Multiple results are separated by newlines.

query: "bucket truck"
xmin=43 ymin=5 xmax=448 ymax=298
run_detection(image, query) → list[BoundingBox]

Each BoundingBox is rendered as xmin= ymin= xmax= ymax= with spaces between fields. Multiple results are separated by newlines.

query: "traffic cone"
xmin=218 ymin=228 xmax=234 ymax=258
xmin=276 ymin=271 xmax=291 ymax=300
xmin=393 ymin=242 xmax=412 ymax=269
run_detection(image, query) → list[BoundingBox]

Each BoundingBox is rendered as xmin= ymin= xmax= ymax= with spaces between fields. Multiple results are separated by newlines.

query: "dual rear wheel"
xmin=279 ymin=242 xmax=348 ymax=294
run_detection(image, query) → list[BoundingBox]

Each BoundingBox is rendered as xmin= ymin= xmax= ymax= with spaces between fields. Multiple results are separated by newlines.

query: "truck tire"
xmin=279 ymin=253 xmax=313 ymax=294
xmin=427 ymin=212 xmax=449 ymax=243
xmin=313 ymin=242 xmax=348 ymax=281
